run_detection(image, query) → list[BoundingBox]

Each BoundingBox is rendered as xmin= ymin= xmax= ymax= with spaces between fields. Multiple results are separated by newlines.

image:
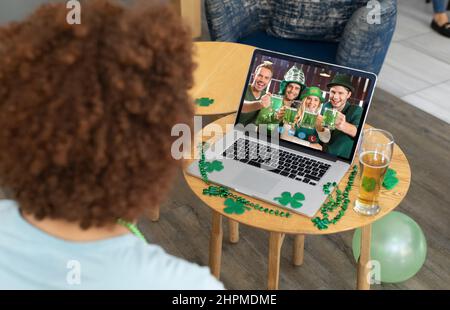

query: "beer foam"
xmin=359 ymin=151 xmax=390 ymax=168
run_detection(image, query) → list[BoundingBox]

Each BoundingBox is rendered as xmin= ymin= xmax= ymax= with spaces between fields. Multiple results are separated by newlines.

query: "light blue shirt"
xmin=0 ymin=200 xmax=224 ymax=290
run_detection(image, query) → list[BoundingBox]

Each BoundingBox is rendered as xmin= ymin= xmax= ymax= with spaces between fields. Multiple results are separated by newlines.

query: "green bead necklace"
xmin=199 ymin=142 xmax=359 ymax=228
xmin=311 ymin=165 xmax=358 ymax=230
xmin=117 ymin=218 xmax=147 ymax=242
xmin=198 ymin=143 xmax=292 ymax=218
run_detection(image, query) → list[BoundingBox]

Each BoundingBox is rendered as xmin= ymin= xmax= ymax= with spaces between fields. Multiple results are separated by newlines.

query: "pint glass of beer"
xmin=284 ymin=107 xmax=297 ymax=125
xmin=354 ymin=129 xmax=394 ymax=216
xmin=322 ymin=107 xmax=338 ymax=130
xmin=271 ymin=95 xmax=284 ymax=112
xmin=300 ymin=110 xmax=318 ymax=129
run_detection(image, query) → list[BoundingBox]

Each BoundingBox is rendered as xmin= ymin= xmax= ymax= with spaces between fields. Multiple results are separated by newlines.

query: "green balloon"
xmin=352 ymin=211 xmax=427 ymax=283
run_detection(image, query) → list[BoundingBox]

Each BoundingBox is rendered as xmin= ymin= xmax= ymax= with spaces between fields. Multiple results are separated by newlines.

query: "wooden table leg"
xmin=148 ymin=206 xmax=160 ymax=222
xmin=268 ymin=232 xmax=285 ymax=290
xmin=209 ymin=210 xmax=223 ymax=279
xmin=229 ymin=220 xmax=239 ymax=243
xmin=293 ymin=234 xmax=305 ymax=266
xmin=357 ymin=224 xmax=372 ymax=290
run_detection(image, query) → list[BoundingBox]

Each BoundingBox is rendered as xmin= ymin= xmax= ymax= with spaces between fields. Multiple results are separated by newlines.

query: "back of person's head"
xmin=0 ymin=0 xmax=194 ymax=229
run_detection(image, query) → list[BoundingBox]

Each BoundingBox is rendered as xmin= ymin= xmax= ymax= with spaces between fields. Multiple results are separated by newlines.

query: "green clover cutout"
xmin=204 ymin=160 xmax=224 ymax=173
xmin=383 ymin=168 xmax=399 ymax=190
xmin=274 ymin=192 xmax=305 ymax=209
xmin=362 ymin=176 xmax=376 ymax=192
xmin=385 ymin=168 xmax=396 ymax=179
xmin=195 ymin=97 xmax=215 ymax=107
xmin=223 ymin=198 xmax=248 ymax=215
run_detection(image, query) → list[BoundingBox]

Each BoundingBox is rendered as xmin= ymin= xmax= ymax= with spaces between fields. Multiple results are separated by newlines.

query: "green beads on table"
xmin=197 ymin=143 xmax=291 ymax=219
xmin=312 ymin=165 xmax=358 ymax=231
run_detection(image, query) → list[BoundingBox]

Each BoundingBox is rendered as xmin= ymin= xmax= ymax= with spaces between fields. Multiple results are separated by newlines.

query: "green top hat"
xmin=300 ymin=86 xmax=325 ymax=103
xmin=327 ymin=74 xmax=355 ymax=93
xmin=278 ymin=65 xmax=306 ymax=99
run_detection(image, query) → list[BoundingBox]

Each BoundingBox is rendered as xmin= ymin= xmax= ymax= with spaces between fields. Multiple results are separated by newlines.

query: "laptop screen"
xmin=235 ymin=49 xmax=377 ymax=163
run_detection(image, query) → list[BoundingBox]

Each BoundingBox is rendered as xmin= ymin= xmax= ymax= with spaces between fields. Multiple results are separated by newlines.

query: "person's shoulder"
xmin=0 ymin=200 xmax=18 ymax=217
xmin=348 ymin=103 xmax=363 ymax=117
xmin=352 ymin=104 xmax=363 ymax=112
xmin=117 ymin=241 xmax=225 ymax=290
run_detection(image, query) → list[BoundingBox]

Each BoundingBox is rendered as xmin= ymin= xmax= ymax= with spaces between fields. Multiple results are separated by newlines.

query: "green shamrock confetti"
xmin=362 ymin=176 xmax=376 ymax=192
xmin=204 ymin=160 xmax=224 ymax=173
xmin=223 ymin=198 xmax=250 ymax=215
xmin=274 ymin=192 xmax=305 ymax=209
xmin=198 ymin=144 xmax=292 ymax=218
xmin=383 ymin=168 xmax=399 ymax=190
xmin=195 ymin=97 xmax=215 ymax=107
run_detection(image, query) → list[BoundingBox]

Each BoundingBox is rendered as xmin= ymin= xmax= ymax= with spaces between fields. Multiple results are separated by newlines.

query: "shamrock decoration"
xmin=204 ymin=160 xmax=224 ymax=173
xmin=274 ymin=192 xmax=305 ymax=209
xmin=195 ymin=97 xmax=215 ymax=107
xmin=197 ymin=143 xmax=293 ymax=219
xmin=383 ymin=168 xmax=399 ymax=190
xmin=223 ymin=198 xmax=250 ymax=215
xmin=362 ymin=176 xmax=376 ymax=192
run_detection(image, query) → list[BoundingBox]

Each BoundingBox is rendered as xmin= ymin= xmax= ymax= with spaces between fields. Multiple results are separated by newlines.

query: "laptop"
xmin=187 ymin=48 xmax=377 ymax=217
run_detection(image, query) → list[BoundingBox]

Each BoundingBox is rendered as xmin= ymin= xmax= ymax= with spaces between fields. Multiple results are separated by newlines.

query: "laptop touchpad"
xmin=231 ymin=169 xmax=280 ymax=194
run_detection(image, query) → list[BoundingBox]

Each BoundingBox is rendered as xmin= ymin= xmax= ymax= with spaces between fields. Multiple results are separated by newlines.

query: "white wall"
xmin=0 ymin=0 xmax=64 ymax=25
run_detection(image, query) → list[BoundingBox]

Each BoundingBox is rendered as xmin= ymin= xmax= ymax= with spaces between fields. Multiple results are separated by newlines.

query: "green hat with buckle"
xmin=278 ymin=65 xmax=306 ymax=99
xmin=326 ymin=74 xmax=355 ymax=93
xmin=300 ymin=86 xmax=325 ymax=103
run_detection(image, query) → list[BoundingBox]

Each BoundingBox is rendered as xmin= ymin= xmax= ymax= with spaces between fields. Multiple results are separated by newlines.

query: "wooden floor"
xmin=138 ymin=88 xmax=450 ymax=290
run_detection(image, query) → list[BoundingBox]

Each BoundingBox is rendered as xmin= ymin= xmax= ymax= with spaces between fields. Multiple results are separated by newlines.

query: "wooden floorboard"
xmin=139 ymin=88 xmax=450 ymax=289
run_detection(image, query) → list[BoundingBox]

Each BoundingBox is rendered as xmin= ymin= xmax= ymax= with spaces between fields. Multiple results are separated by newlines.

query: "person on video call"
xmin=254 ymin=65 xmax=305 ymax=131
xmin=0 ymin=0 xmax=224 ymax=290
xmin=280 ymin=86 xmax=330 ymax=150
xmin=430 ymin=0 xmax=450 ymax=38
xmin=274 ymin=65 xmax=306 ymax=120
xmin=317 ymin=74 xmax=363 ymax=159
xmin=238 ymin=61 xmax=273 ymax=126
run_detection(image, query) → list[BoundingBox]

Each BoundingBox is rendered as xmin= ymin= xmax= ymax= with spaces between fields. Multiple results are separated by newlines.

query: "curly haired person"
xmin=0 ymin=0 xmax=223 ymax=289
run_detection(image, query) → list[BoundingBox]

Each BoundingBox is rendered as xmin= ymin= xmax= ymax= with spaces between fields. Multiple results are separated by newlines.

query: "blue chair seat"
xmin=238 ymin=30 xmax=339 ymax=64
xmin=205 ymin=0 xmax=397 ymax=74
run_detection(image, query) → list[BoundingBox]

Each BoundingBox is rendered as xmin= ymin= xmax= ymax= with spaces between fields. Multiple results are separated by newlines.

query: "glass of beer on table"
xmin=354 ymin=128 xmax=394 ymax=216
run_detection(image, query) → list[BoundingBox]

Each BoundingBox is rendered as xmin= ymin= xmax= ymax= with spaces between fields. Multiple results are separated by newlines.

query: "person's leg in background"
xmin=431 ymin=0 xmax=450 ymax=37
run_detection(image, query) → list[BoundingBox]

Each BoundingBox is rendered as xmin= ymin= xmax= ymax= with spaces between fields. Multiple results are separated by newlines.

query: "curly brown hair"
xmin=0 ymin=0 xmax=195 ymax=229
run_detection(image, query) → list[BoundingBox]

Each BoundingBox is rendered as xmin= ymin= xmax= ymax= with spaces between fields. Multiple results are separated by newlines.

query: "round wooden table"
xmin=191 ymin=42 xmax=256 ymax=115
xmin=183 ymin=113 xmax=411 ymax=290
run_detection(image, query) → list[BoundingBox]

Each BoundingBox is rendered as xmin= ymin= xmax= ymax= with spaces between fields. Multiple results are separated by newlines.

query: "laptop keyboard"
xmin=222 ymin=138 xmax=331 ymax=186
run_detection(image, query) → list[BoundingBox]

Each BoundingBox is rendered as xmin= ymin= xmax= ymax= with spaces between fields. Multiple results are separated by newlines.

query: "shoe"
xmin=431 ymin=19 xmax=450 ymax=38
